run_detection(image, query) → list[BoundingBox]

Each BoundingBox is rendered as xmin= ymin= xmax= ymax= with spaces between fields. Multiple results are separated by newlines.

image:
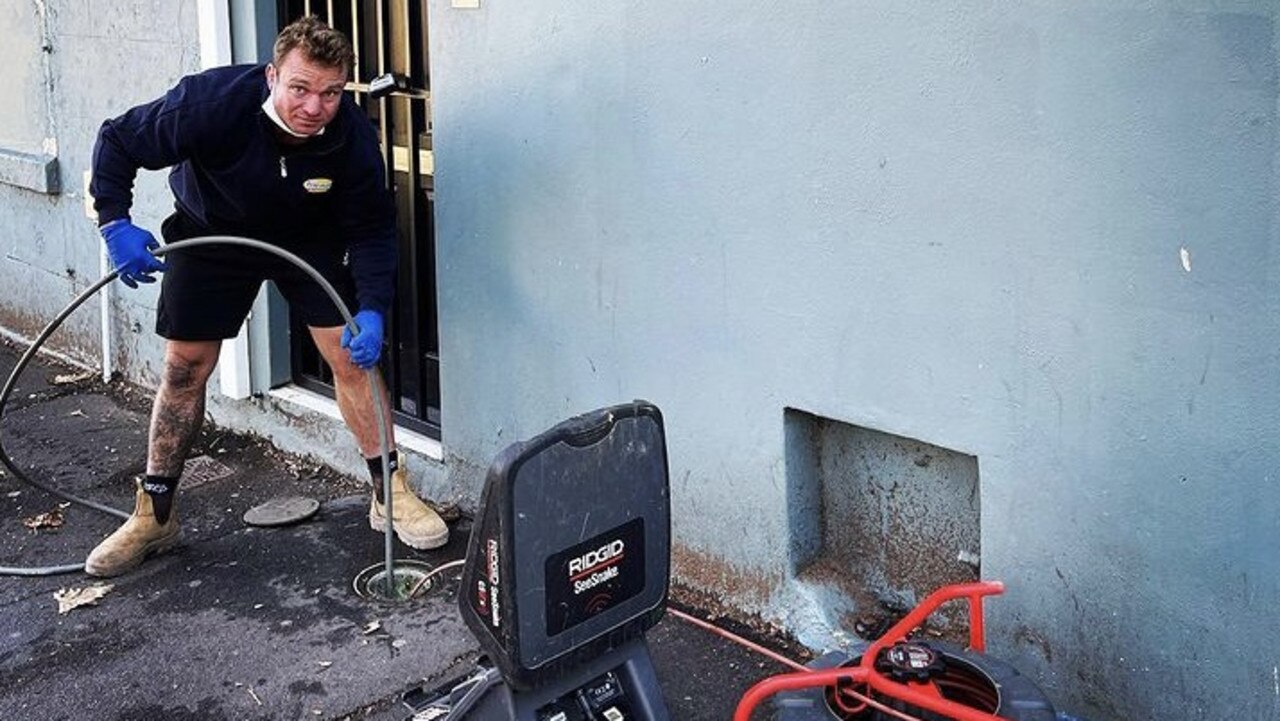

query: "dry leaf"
xmin=54 ymin=584 xmax=114 ymax=614
xmin=51 ymin=371 xmax=94 ymax=385
xmin=23 ymin=508 xmax=65 ymax=531
xmin=428 ymin=501 xmax=462 ymax=523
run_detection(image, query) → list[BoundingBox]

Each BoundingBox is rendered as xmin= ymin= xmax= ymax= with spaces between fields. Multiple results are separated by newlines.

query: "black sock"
xmin=366 ymin=450 xmax=399 ymax=504
xmin=142 ymin=475 xmax=180 ymax=525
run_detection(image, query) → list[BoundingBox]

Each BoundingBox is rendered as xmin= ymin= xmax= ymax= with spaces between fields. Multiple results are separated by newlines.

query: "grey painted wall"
xmin=0 ymin=1 xmax=201 ymax=379
xmin=2 ymin=1 xmax=1277 ymax=718
xmin=0 ymin=1 xmax=53 ymax=154
xmin=428 ymin=2 xmax=1279 ymax=719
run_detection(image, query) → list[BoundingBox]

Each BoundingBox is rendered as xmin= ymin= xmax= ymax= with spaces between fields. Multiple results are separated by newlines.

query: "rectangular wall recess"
xmin=785 ymin=408 xmax=980 ymax=630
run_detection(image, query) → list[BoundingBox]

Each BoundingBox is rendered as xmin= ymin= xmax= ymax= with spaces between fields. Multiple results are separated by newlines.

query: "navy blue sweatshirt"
xmin=90 ymin=64 xmax=397 ymax=316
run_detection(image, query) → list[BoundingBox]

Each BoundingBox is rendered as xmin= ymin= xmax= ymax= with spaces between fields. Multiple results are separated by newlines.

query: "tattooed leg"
xmin=147 ymin=340 xmax=221 ymax=477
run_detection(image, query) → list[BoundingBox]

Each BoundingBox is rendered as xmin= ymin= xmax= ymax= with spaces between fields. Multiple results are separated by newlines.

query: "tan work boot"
xmin=369 ymin=467 xmax=449 ymax=549
xmin=84 ymin=480 xmax=182 ymax=577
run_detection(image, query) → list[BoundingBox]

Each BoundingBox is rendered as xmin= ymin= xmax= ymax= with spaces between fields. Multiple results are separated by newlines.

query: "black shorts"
xmin=155 ymin=212 xmax=356 ymax=341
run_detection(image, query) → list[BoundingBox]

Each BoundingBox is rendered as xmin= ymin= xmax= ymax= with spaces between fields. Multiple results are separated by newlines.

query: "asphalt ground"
xmin=0 ymin=338 xmax=800 ymax=721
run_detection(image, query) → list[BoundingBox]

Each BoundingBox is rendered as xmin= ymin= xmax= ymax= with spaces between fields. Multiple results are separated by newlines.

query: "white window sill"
xmin=267 ymin=384 xmax=443 ymax=462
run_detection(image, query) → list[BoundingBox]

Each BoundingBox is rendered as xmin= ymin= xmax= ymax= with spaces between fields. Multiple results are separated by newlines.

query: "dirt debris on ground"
xmin=1 ymin=336 xmax=821 ymax=720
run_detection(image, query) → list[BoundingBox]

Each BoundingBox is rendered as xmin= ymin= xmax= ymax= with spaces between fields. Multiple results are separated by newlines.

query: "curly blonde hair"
xmin=273 ymin=16 xmax=355 ymax=73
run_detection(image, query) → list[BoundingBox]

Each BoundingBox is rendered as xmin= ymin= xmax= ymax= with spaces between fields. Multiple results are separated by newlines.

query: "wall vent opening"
xmin=785 ymin=408 xmax=981 ymax=635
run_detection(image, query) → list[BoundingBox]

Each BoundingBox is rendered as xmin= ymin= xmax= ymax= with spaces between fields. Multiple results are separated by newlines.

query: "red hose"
xmin=666 ymin=607 xmax=809 ymax=672
xmin=730 ymin=581 xmax=1015 ymax=721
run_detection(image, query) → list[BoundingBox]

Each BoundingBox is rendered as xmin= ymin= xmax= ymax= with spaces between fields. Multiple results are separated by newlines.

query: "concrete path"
xmin=0 ymin=339 xmax=794 ymax=720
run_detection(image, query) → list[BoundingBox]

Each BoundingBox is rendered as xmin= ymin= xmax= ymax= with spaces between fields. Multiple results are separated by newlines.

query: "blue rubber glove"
xmin=100 ymin=219 xmax=167 ymax=288
xmin=341 ymin=309 xmax=385 ymax=369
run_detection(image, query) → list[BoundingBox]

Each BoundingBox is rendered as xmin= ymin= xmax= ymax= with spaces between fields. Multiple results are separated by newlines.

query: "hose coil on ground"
xmin=776 ymin=642 xmax=1057 ymax=721
xmin=0 ymin=236 xmax=397 ymax=580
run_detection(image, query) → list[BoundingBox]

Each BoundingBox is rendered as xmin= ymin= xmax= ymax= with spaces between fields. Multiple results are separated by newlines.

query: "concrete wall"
xmin=3 ymin=1 xmax=1277 ymax=718
xmin=427 ymin=2 xmax=1280 ymax=719
xmin=0 ymin=1 xmax=53 ymax=155
xmin=0 ymin=1 xmax=201 ymax=379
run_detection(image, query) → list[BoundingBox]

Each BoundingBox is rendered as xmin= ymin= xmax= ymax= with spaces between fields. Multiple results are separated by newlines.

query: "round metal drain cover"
xmin=353 ymin=560 xmax=437 ymax=602
xmin=243 ymin=496 xmax=321 ymax=527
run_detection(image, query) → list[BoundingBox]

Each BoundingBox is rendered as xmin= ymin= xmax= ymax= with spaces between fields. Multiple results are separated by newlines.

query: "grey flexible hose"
xmin=0 ymin=236 xmax=397 ymax=589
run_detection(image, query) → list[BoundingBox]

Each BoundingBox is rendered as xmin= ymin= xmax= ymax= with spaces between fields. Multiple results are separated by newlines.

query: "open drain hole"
xmin=353 ymin=560 xmax=438 ymax=601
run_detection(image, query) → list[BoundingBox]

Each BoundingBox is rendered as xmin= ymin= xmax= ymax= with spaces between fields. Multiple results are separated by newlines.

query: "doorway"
xmin=278 ymin=0 xmax=440 ymax=437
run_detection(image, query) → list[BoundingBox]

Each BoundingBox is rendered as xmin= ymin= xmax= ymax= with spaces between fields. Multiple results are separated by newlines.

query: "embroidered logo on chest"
xmin=303 ymin=178 xmax=333 ymax=193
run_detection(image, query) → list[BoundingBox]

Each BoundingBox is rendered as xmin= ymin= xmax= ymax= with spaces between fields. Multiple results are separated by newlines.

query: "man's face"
xmin=266 ymin=49 xmax=348 ymax=136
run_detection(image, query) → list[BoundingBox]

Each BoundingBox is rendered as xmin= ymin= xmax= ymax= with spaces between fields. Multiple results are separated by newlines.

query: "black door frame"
xmin=278 ymin=0 xmax=441 ymax=438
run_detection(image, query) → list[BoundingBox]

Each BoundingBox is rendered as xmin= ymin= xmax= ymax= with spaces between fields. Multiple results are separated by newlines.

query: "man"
xmin=86 ymin=16 xmax=448 ymax=577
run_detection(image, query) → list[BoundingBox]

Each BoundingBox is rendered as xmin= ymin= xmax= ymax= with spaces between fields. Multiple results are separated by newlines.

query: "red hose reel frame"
xmin=733 ymin=581 xmax=1012 ymax=721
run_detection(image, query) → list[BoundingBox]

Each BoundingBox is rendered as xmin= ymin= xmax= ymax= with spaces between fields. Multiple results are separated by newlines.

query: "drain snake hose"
xmin=0 ymin=236 xmax=397 ymax=584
